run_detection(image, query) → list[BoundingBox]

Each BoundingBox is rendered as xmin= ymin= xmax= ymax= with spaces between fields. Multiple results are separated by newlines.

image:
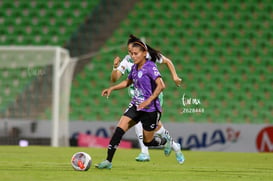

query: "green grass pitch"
xmin=0 ymin=146 xmax=272 ymax=181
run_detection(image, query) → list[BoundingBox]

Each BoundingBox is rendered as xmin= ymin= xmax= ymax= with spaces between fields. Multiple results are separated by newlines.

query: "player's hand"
xmin=101 ymin=88 xmax=112 ymax=98
xmin=173 ymin=76 xmax=182 ymax=87
xmin=137 ymin=100 xmax=151 ymax=110
xmin=113 ymin=56 xmax=121 ymax=69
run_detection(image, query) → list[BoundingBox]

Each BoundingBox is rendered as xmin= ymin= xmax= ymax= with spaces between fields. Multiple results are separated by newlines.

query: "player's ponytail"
xmin=146 ymin=44 xmax=161 ymax=63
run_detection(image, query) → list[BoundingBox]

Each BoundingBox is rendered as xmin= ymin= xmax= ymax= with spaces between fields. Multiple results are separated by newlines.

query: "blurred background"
xmin=0 ymin=0 xmax=272 ymax=151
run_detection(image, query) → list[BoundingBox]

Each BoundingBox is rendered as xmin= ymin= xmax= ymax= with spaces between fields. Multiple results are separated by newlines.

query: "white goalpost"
xmin=51 ymin=47 xmax=77 ymax=147
xmin=0 ymin=46 xmax=76 ymax=147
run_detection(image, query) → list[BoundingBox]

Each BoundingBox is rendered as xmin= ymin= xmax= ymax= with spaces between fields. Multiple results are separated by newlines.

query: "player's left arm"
xmin=161 ymin=55 xmax=182 ymax=87
xmin=137 ymin=77 xmax=165 ymax=110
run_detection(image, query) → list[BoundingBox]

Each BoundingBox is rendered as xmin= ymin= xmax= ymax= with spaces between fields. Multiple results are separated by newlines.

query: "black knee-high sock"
xmin=143 ymin=136 xmax=167 ymax=147
xmin=106 ymin=127 xmax=125 ymax=162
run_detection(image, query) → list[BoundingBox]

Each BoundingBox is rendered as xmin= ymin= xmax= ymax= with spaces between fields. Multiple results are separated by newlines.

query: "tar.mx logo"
xmin=182 ymin=93 xmax=201 ymax=106
xmin=180 ymin=93 xmax=204 ymax=114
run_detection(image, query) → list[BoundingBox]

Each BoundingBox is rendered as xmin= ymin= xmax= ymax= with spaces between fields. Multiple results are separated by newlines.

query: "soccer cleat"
xmin=175 ymin=151 xmax=185 ymax=164
xmin=135 ymin=153 xmax=150 ymax=162
xmin=163 ymin=134 xmax=172 ymax=156
xmin=95 ymin=160 xmax=112 ymax=169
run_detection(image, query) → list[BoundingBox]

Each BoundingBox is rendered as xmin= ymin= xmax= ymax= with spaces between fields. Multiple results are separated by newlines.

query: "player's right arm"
xmin=102 ymin=79 xmax=132 ymax=98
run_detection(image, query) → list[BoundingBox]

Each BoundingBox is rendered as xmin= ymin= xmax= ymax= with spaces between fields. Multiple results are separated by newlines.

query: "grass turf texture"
xmin=0 ymin=146 xmax=272 ymax=181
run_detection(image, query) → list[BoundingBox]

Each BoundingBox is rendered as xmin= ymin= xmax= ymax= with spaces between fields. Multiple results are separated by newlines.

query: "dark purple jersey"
xmin=128 ymin=60 xmax=162 ymax=112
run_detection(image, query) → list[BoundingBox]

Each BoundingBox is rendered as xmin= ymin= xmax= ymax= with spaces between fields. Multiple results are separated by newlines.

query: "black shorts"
xmin=123 ymin=103 xmax=161 ymax=131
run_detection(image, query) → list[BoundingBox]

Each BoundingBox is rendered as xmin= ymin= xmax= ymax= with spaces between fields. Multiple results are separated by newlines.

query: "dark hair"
xmin=128 ymin=34 xmax=161 ymax=62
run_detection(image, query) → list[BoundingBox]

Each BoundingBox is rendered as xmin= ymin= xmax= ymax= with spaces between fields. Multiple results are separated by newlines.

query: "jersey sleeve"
xmin=149 ymin=62 xmax=161 ymax=80
xmin=117 ymin=55 xmax=131 ymax=74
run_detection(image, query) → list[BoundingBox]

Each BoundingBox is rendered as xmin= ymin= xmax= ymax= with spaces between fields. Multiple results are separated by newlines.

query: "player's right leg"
xmin=95 ymin=115 xmax=136 ymax=169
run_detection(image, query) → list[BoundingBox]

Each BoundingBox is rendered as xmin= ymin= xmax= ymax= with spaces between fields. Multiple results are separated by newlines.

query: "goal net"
xmin=0 ymin=46 xmax=76 ymax=147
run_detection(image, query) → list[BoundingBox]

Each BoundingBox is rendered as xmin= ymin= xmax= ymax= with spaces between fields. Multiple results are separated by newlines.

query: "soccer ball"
xmin=71 ymin=152 xmax=92 ymax=171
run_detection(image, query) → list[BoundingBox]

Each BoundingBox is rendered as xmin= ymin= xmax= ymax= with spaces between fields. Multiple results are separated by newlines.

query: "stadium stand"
xmin=0 ymin=0 xmax=272 ymax=124
xmin=81 ymin=0 xmax=272 ymax=123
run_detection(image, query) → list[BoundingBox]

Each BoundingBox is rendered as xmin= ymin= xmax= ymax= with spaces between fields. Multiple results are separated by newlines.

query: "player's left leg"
xmin=141 ymin=112 xmax=169 ymax=149
xmin=155 ymin=122 xmax=185 ymax=164
xmin=134 ymin=122 xmax=150 ymax=161
xmin=142 ymin=129 xmax=167 ymax=147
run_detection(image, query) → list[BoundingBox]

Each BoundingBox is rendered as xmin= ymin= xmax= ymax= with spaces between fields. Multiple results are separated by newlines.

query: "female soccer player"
xmin=95 ymin=41 xmax=172 ymax=169
xmin=111 ymin=35 xmax=184 ymax=164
